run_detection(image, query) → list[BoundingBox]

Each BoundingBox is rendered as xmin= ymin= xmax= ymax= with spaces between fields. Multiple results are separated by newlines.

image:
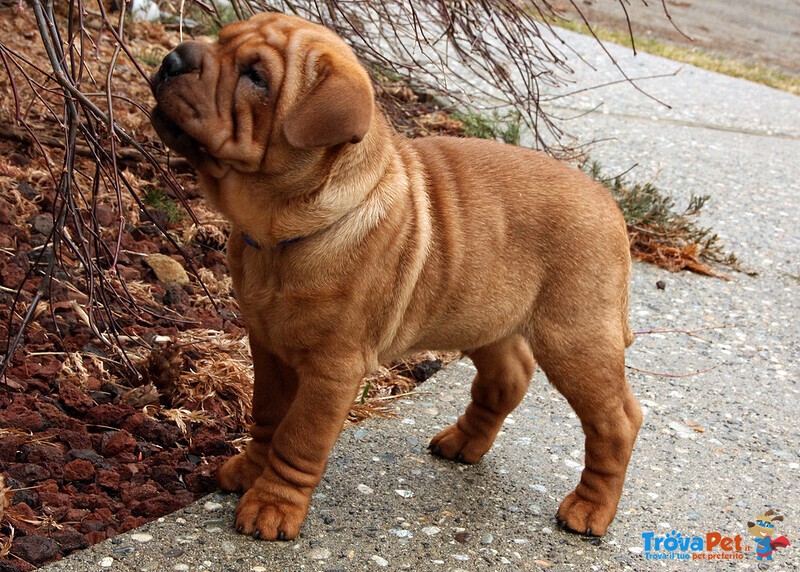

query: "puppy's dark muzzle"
xmin=151 ymin=41 xmax=204 ymax=94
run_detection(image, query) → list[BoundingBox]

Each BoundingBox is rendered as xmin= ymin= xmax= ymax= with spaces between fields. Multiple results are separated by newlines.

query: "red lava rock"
xmin=19 ymin=442 xmax=66 ymax=466
xmin=30 ymin=355 xmax=63 ymax=379
xmin=120 ymin=481 xmax=159 ymax=504
xmin=57 ymin=381 xmax=95 ymax=414
xmin=132 ymin=494 xmax=183 ymax=518
xmin=84 ymin=403 xmax=135 ymax=427
xmin=11 ymin=486 xmax=40 ymax=509
xmin=96 ymin=469 xmax=121 ymax=491
xmin=66 ymin=448 xmax=107 ymax=465
xmin=0 ymin=262 xmax=26 ymax=289
xmin=11 ymin=535 xmax=58 ymax=566
xmin=74 ymin=492 xmax=114 ymax=511
xmin=6 ymin=463 xmax=50 ymax=484
xmin=184 ymin=462 xmax=219 ymax=494
xmin=33 ymin=400 xmax=83 ymax=431
xmin=62 ymin=459 xmax=96 ymax=482
xmin=189 ymin=424 xmax=235 ymax=457
xmin=117 ymin=264 xmax=142 ymax=281
xmin=0 ymin=558 xmax=35 ymax=572
xmin=100 ymin=429 xmax=137 ymax=457
xmin=121 ymin=413 xmax=181 ymax=447
xmin=94 ymin=204 xmax=116 ymax=227
xmin=55 ymin=430 xmax=93 ymax=451
xmin=0 ymin=408 xmax=45 ymax=432
xmin=64 ymin=508 xmax=91 ymax=522
xmin=0 ymin=434 xmax=24 ymax=462
xmin=150 ymin=465 xmax=184 ymax=493
xmin=79 ymin=519 xmax=105 ymax=534
xmin=120 ymin=515 xmax=147 ymax=530
xmin=0 ymin=198 xmax=13 ymax=224
xmin=84 ymin=531 xmax=108 ymax=546
xmin=50 ymin=525 xmax=90 ymax=554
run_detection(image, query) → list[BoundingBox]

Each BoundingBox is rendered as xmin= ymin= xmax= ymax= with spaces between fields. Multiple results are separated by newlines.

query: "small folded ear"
xmin=772 ymin=515 xmax=784 ymax=522
xmin=747 ymin=522 xmax=755 ymax=528
xmin=283 ymin=56 xmax=374 ymax=149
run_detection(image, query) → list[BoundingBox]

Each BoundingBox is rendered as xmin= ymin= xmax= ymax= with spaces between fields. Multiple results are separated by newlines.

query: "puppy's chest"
xmin=234 ymin=257 xmax=360 ymax=349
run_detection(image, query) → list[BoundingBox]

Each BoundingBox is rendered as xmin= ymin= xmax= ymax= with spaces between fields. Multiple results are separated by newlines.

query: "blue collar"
xmin=242 ymin=233 xmax=302 ymax=249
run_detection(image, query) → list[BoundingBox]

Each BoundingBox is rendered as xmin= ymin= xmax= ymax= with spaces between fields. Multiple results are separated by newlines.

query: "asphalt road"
xmin=558 ymin=0 xmax=800 ymax=74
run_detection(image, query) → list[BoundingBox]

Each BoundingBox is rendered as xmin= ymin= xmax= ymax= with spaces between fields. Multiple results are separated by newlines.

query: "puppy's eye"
xmin=241 ymin=66 xmax=268 ymax=90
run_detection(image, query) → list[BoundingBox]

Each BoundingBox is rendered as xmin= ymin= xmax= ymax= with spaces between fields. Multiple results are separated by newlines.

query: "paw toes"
xmin=428 ymin=425 xmax=489 ymax=464
xmin=233 ymin=487 xmax=305 ymax=541
xmin=556 ymin=491 xmax=612 ymax=537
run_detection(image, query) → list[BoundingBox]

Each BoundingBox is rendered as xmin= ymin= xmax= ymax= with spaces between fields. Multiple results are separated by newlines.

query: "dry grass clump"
xmin=129 ymin=331 xmax=253 ymax=432
xmin=129 ymin=334 xmax=455 ymax=432
xmin=585 ymin=161 xmax=753 ymax=278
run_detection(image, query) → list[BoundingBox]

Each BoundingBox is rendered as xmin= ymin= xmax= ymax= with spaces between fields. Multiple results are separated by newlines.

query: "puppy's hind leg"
xmin=530 ymin=318 xmax=642 ymax=537
xmin=429 ymin=335 xmax=535 ymax=464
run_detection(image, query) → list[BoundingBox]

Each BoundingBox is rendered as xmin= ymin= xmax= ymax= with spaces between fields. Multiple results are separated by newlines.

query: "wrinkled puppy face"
xmin=150 ymin=13 xmax=374 ymax=176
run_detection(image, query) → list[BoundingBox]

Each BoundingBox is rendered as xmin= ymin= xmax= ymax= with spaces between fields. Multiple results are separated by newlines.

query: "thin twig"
xmin=626 ymin=363 xmax=722 ymax=378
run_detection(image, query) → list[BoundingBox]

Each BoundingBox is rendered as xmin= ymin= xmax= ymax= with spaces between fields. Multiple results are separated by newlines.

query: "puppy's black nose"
xmin=154 ymin=42 xmax=203 ymax=86
xmin=160 ymin=49 xmax=186 ymax=78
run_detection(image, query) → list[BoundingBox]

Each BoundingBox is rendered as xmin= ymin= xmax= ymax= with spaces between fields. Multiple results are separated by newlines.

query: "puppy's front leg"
xmin=233 ymin=355 xmax=363 ymax=540
xmin=218 ymin=339 xmax=298 ymax=493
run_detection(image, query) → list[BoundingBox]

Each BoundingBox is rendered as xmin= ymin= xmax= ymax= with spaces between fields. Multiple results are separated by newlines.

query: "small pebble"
xmin=394 ymin=489 xmax=414 ymax=498
xmin=164 ymin=548 xmax=184 ymax=558
xmin=173 ymin=565 xmax=190 ymax=571
xmin=452 ymin=554 xmax=469 ymax=561
xmin=371 ymin=555 xmax=389 ymax=567
xmin=389 ymin=528 xmax=413 ymax=538
xmin=421 ymin=526 xmax=441 ymax=536
xmin=308 ymin=547 xmax=331 ymax=560
xmin=629 ymin=546 xmax=643 ymax=554
xmin=204 ymin=501 xmax=223 ymax=511
xmin=99 ymin=557 xmax=114 ymax=568
xmin=357 ymin=483 xmax=374 ymax=494
xmin=481 ymin=533 xmax=494 ymax=545
xmin=131 ymin=533 xmax=153 ymax=543
xmin=454 ymin=532 xmax=473 ymax=544
xmin=221 ymin=542 xmax=236 ymax=555
xmin=113 ymin=546 xmax=135 ymax=555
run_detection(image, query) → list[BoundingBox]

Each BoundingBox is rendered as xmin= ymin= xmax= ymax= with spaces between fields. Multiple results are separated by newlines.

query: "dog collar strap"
xmin=241 ymin=232 xmax=302 ymax=249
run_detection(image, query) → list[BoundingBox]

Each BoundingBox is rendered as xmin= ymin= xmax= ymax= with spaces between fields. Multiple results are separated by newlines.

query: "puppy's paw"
xmin=233 ymin=477 xmax=310 ymax=540
xmin=556 ymin=490 xmax=615 ymax=537
xmin=217 ymin=452 xmax=265 ymax=492
xmin=428 ymin=424 xmax=491 ymax=464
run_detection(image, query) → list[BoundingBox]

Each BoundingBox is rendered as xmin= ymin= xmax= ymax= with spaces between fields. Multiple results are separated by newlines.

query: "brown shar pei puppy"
xmin=150 ymin=12 xmax=642 ymax=540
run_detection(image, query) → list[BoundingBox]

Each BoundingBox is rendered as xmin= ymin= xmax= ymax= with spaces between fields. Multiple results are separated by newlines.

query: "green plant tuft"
xmin=454 ymin=110 xmax=522 ymax=145
xmin=142 ymin=187 xmax=184 ymax=223
xmin=586 ymin=161 xmax=754 ymax=278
